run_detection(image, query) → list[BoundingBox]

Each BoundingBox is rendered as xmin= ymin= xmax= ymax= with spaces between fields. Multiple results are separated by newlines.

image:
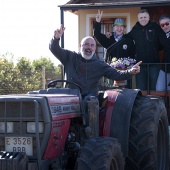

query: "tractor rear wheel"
xmin=75 ymin=137 xmax=124 ymax=170
xmin=126 ymin=95 xmax=169 ymax=170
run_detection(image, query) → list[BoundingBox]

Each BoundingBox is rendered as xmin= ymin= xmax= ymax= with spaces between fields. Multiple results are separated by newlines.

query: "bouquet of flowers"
xmin=110 ymin=57 xmax=136 ymax=70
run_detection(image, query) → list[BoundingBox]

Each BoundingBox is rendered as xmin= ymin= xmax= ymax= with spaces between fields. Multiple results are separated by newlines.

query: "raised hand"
xmin=54 ymin=25 xmax=65 ymax=40
xmin=129 ymin=61 xmax=142 ymax=75
xmin=106 ymin=32 xmax=112 ymax=39
xmin=96 ymin=10 xmax=103 ymax=22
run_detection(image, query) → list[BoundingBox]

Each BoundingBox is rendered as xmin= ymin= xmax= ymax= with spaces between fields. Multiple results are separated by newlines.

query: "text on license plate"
xmin=5 ymin=137 xmax=33 ymax=156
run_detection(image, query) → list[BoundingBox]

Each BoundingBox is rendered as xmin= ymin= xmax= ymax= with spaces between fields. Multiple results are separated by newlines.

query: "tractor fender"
xmin=103 ymin=88 xmax=142 ymax=157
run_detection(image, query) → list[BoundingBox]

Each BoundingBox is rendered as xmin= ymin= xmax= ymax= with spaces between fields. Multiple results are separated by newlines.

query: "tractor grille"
xmin=0 ymin=99 xmax=44 ymax=157
xmin=0 ymin=101 xmax=43 ymax=119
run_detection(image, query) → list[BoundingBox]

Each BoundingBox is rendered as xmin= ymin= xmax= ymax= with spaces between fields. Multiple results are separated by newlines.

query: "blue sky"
xmin=0 ymin=0 xmax=78 ymax=66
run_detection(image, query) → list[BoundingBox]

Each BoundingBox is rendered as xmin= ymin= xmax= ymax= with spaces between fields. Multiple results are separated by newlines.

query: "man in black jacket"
xmin=159 ymin=14 xmax=170 ymax=66
xmin=156 ymin=14 xmax=170 ymax=91
xmin=94 ymin=10 xmax=136 ymax=63
xmin=127 ymin=9 xmax=164 ymax=90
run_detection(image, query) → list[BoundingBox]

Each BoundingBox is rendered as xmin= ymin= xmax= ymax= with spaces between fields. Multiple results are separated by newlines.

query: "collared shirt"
xmin=114 ymin=32 xmax=123 ymax=42
xmin=166 ymin=31 xmax=170 ymax=38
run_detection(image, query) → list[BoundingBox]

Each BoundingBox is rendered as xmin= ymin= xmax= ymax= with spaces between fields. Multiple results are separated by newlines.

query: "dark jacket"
xmin=49 ymin=38 xmax=133 ymax=96
xmin=161 ymin=33 xmax=170 ymax=63
xmin=93 ymin=22 xmax=136 ymax=62
xmin=159 ymin=31 xmax=170 ymax=72
xmin=127 ymin=21 xmax=163 ymax=63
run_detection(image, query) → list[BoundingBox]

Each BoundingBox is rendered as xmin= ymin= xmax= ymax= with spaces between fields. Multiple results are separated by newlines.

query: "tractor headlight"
xmin=0 ymin=122 xmax=13 ymax=133
xmin=27 ymin=122 xmax=44 ymax=133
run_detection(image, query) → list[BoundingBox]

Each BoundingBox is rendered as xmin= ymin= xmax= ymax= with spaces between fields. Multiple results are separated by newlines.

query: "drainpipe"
xmin=60 ymin=8 xmax=64 ymax=81
xmin=60 ymin=8 xmax=64 ymax=48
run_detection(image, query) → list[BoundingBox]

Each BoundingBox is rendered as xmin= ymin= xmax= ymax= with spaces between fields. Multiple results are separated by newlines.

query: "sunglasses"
xmin=160 ymin=22 xmax=169 ymax=28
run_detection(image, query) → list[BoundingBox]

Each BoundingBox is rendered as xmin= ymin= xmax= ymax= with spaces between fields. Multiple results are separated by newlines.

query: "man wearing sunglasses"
xmin=159 ymin=15 xmax=170 ymax=36
xmin=156 ymin=14 xmax=170 ymax=91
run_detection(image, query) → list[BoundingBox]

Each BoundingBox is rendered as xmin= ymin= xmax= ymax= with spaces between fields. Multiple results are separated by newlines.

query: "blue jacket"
xmin=49 ymin=38 xmax=133 ymax=96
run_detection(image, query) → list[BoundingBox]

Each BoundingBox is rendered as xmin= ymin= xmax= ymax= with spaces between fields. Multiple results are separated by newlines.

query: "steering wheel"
xmin=47 ymin=79 xmax=82 ymax=93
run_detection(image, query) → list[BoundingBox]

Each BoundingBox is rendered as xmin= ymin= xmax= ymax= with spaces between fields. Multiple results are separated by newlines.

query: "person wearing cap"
xmin=94 ymin=10 xmax=136 ymax=63
xmin=156 ymin=14 xmax=170 ymax=91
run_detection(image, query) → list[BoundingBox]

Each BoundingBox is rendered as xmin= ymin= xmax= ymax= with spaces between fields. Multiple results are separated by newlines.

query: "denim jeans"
xmin=82 ymin=94 xmax=98 ymax=127
xmin=156 ymin=70 xmax=170 ymax=91
xmin=136 ymin=65 xmax=160 ymax=90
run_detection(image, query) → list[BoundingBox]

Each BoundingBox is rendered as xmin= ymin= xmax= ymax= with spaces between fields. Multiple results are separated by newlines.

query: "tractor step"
xmin=0 ymin=152 xmax=28 ymax=170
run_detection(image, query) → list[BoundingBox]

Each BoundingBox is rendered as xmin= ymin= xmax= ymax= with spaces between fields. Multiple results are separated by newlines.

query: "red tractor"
xmin=0 ymin=79 xmax=169 ymax=170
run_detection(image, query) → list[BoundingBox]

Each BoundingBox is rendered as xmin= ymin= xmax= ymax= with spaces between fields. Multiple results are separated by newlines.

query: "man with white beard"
xmin=49 ymin=25 xmax=141 ymax=98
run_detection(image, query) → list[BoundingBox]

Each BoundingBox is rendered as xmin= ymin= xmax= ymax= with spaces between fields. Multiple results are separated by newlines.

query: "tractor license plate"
xmin=5 ymin=137 xmax=33 ymax=156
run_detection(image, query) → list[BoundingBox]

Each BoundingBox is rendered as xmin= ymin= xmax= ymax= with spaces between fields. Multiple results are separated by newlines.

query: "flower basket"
xmin=114 ymin=80 xmax=127 ymax=86
xmin=110 ymin=57 xmax=136 ymax=70
xmin=113 ymin=68 xmax=127 ymax=86
xmin=110 ymin=57 xmax=136 ymax=87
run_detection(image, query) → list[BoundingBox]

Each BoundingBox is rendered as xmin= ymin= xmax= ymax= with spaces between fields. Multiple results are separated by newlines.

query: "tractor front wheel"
xmin=75 ymin=137 xmax=124 ymax=170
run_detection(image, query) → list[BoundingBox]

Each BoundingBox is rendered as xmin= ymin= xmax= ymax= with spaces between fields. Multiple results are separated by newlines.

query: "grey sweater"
xmin=49 ymin=38 xmax=133 ymax=96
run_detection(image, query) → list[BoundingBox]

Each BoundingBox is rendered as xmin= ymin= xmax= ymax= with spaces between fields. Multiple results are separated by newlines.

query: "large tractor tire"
xmin=75 ymin=137 xmax=124 ymax=170
xmin=126 ymin=95 xmax=169 ymax=170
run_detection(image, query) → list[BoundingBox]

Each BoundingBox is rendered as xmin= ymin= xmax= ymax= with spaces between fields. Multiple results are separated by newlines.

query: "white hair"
xmin=80 ymin=36 xmax=96 ymax=46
